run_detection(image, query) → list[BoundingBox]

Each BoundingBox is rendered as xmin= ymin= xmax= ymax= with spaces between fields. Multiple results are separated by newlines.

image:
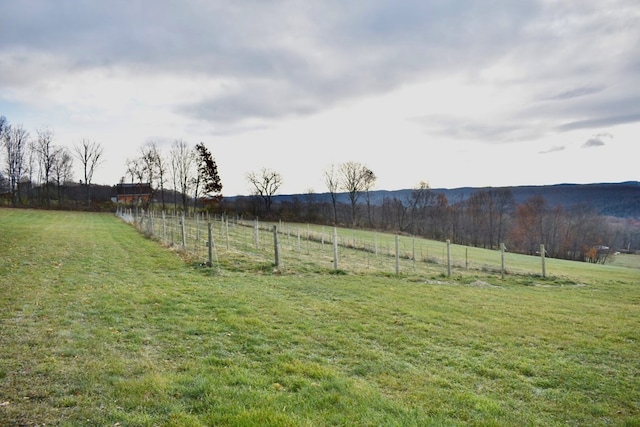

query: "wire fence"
xmin=116 ymin=207 xmax=549 ymax=278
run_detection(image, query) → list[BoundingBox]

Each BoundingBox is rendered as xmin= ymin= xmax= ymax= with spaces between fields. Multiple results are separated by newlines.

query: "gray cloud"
xmin=0 ymin=0 xmax=539 ymax=125
xmin=539 ymin=146 xmax=566 ymax=154
xmin=411 ymin=114 xmax=543 ymax=143
xmin=557 ymin=113 xmax=640 ymax=132
xmin=582 ymin=132 xmax=612 ymax=148
xmin=1 ymin=0 xmax=639 ymax=136
xmin=546 ymin=85 xmax=606 ymax=101
xmin=583 ymin=138 xmax=605 ymax=148
xmin=594 ymin=132 xmax=613 ymax=139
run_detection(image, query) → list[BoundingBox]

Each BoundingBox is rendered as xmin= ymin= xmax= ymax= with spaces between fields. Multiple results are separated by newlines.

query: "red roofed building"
xmin=114 ymin=183 xmax=153 ymax=205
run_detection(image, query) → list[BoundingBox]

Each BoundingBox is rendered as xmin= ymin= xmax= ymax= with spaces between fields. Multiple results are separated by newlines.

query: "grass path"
xmin=1 ymin=209 xmax=639 ymax=426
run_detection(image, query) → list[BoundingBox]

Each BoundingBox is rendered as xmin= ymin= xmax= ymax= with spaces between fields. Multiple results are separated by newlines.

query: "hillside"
xmin=270 ymin=181 xmax=640 ymax=219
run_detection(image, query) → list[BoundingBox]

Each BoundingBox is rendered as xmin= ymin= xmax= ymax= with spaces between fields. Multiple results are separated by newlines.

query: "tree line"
xmin=0 ymin=116 xmax=105 ymax=208
xmin=2 ymin=116 xmax=636 ymax=263
xmin=108 ymin=142 xmax=640 ymax=263
xmin=220 ymin=169 xmax=638 ymax=264
xmin=122 ymin=140 xmax=223 ymax=214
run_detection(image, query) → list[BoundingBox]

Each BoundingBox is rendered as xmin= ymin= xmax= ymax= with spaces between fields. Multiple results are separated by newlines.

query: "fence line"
xmin=115 ymin=207 xmax=550 ymax=278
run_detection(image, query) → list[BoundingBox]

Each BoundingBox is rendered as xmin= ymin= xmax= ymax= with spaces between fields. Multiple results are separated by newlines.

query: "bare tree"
xmin=3 ymin=123 xmax=29 ymax=206
xmin=149 ymin=142 xmax=168 ymax=211
xmin=25 ymin=137 xmax=37 ymax=203
xmin=431 ymin=193 xmax=450 ymax=240
xmin=323 ymin=163 xmax=340 ymax=224
xmin=363 ymin=168 xmax=377 ymax=227
xmin=511 ymin=195 xmax=547 ymax=255
xmin=466 ymin=190 xmax=490 ymax=247
xmin=486 ymin=188 xmax=514 ymax=249
xmin=381 ymin=196 xmax=408 ymax=232
xmin=137 ymin=142 xmax=163 ymax=210
xmin=73 ymin=139 xmax=104 ymax=206
xmin=339 ymin=161 xmax=375 ymax=227
xmin=247 ymin=167 xmax=282 ymax=215
xmin=124 ymin=157 xmax=142 ymax=210
xmin=169 ymin=139 xmax=195 ymax=213
xmin=35 ymin=128 xmax=56 ymax=206
xmin=407 ymin=181 xmax=434 ymax=235
xmin=52 ymin=147 xmax=73 ymax=202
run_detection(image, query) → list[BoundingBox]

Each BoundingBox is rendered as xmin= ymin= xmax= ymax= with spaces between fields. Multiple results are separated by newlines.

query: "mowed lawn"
xmin=1 ymin=209 xmax=639 ymax=426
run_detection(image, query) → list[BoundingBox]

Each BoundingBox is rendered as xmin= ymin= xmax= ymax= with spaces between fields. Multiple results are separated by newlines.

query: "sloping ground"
xmin=1 ymin=209 xmax=639 ymax=426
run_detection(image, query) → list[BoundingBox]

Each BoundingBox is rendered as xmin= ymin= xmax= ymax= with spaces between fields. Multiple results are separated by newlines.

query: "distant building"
xmin=113 ymin=183 xmax=153 ymax=204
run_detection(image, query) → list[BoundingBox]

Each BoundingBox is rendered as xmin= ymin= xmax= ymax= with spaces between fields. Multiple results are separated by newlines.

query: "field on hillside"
xmin=118 ymin=209 xmax=640 ymax=284
xmin=1 ymin=209 xmax=639 ymax=426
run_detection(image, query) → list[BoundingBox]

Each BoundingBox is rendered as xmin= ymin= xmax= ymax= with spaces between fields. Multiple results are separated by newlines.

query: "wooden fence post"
xmin=273 ymin=225 xmax=280 ymax=269
xmin=182 ymin=214 xmax=187 ymax=249
xmin=395 ymin=235 xmax=400 ymax=275
xmin=375 ymin=233 xmax=378 ymax=257
xmin=225 ymin=218 xmax=230 ymax=250
xmin=446 ymin=239 xmax=452 ymax=277
xmin=465 ymin=248 xmax=468 ymax=269
xmin=501 ymin=243 xmax=506 ymax=279
xmin=412 ymin=236 xmax=416 ymax=262
xmin=540 ymin=243 xmax=546 ymax=278
xmin=254 ymin=218 xmax=259 ymax=248
xmin=333 ymin=227 xmax=339 ymax=271
xmin=208 ymin=222 xmax=214 ymax=267
xmin=162 ymin=211 xmax=167 ymax=243
xmin=170 ymin=216 xmax=174 ymax=247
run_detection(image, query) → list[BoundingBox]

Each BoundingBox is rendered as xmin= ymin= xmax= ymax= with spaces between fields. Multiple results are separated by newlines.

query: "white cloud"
xmin=0 ymin=0 xmax=639 ymax=195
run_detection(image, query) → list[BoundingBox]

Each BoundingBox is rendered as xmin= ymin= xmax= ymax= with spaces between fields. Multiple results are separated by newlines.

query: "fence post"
xmin=412 ymin=236 xmax=416 ymax=263
xmin=333 ymin=227 xmax=338 ymax=271
xmin=181 ymin=214 xmax=187 ymax=249
xmin=195 ymin=212 xmax=200 ymax=244
xmin=225 ymin=218 xmax=230 ymax=250
xmin=273 ymin=225 xmax=280 ymax=269
xmin=395 ymin=235 xmax=400 ymax=275
xmin=162 ymin=211 xmax=167 ymax=243
xmin=465 ymin=248 xmax=468 ymax=269
xmin=208 ymin=222 xmax=214 ymax=267
xmin=501 ymin=243 xmax=506 ymax=279
xmin=540 ymin=243 xmax=546 ymax=278
xmin=170 ymin=220 xmax=175 ymax=246
xmin=446 ymin=239 xmax=452 ymax=277
xmin=243 ymin=222 xmax=247 ymax=250
xmin=254 ymin=218 xmax=259 ymax=248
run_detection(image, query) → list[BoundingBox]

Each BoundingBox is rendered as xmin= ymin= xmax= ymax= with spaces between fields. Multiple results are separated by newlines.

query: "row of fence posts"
xmin=218 ymin=224 xmax=547 ymax=279
xmin=116 ymin=207 xmax=548 ymax=278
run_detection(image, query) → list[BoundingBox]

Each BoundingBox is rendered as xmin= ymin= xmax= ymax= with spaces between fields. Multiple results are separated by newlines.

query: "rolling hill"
xmin=270 ymin=181 xmax=640 ymax=218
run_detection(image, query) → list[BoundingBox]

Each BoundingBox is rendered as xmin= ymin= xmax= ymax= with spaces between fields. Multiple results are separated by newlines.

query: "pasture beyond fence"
xmin=116 ymin=207 xmax=551 ymax=278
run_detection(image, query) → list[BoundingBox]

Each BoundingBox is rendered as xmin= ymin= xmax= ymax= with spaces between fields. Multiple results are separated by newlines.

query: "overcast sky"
xmin=1 ymin=0 xmax=638 ymax=196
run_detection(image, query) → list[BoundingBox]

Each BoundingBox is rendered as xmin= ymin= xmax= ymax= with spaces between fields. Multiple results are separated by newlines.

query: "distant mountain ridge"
xmin=267 ymin=181 xmax=640 ymax=219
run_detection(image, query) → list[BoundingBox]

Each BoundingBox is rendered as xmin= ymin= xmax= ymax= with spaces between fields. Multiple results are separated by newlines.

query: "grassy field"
xmin=126 ymin=211 xmax=640 ymax=284
xmin=1 ymin=208 xmax=639 ymax=426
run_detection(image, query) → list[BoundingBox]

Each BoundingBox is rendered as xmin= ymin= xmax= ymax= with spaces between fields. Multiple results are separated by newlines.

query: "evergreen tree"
xmin=195 ymin=142 xmax=222 ymax=201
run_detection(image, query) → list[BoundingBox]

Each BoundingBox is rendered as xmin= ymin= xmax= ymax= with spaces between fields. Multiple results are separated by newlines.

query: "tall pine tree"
xmin=195 ymin=142 xmax=223 ymax=201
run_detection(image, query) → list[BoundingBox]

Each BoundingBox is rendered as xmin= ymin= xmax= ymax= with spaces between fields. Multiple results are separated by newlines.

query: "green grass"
xmin=1 ymin=208 xmax=640 ymax=426
xmin=140 ymin=213 xmax=640 ymax=285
